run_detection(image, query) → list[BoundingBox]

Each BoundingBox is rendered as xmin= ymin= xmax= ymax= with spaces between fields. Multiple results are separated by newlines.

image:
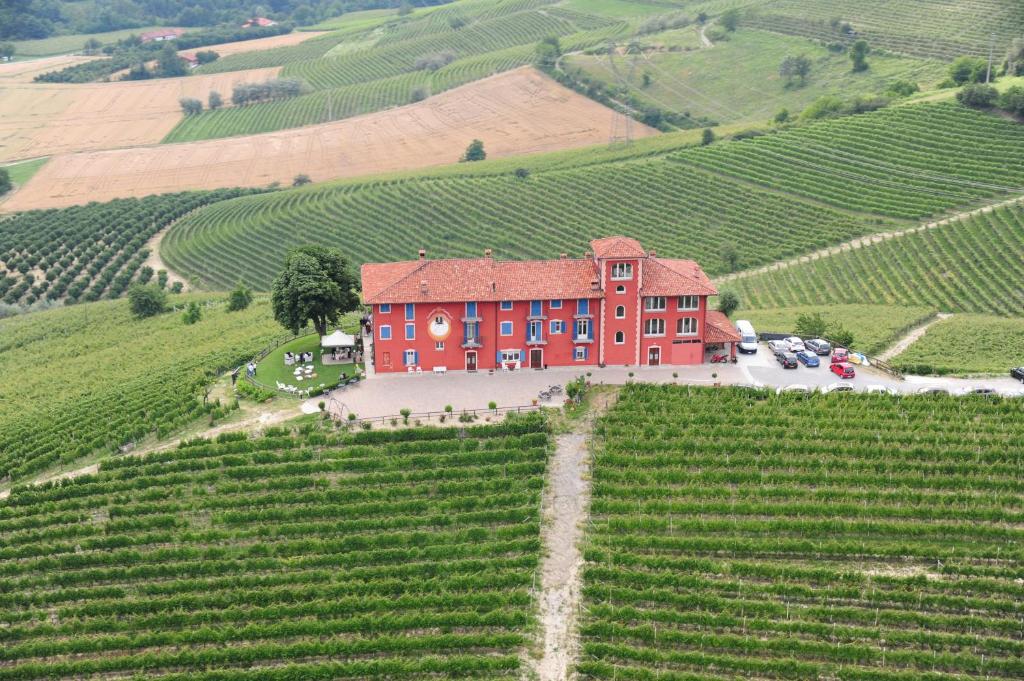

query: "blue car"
xmin=796 ymin=350 xmax=820 ymax=367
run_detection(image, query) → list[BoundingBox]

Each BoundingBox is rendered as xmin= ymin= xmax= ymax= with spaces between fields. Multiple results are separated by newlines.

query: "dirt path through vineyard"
xmin=528 ymin=390 xmax=617 ymax=680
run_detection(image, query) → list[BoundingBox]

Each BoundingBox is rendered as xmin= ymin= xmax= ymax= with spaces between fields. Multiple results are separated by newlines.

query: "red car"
xmin=832 ymin=348 xmax=849 ymax=363
xmin=830 ymin=362 xmax=855 ymax=379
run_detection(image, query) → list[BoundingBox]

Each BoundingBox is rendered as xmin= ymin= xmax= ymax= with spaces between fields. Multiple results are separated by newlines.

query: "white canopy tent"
xmin=321 ymin=330 xmax=356 ymax=348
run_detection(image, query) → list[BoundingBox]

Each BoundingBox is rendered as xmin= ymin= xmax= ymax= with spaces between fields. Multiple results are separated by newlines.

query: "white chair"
xmin=416 ymin=367 xmax=423 ymax=374
xmin=407 ymin=367 xmax=415 ymax=373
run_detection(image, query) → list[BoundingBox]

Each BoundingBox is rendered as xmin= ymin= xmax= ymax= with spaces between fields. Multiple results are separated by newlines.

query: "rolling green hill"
xmin=743 ymin=0 xmax=1024 ymax=61
xmin=162 ymin=100 xmax=1024 ymax=290
xmin=730 ymin=203 xmax=1024 ymax=315
xmin=0 ymin=295 xmax=282 ymax=482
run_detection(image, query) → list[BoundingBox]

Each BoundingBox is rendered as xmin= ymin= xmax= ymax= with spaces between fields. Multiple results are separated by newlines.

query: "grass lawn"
xmin=11 ymin=27 xmax=176 ymax=56
xmin=735 ymin=304 xmax=937 ymax=356
xmin=565 ymin=28 xmax=947 ymax=125
xmin=254 ymin=333 xmax=363 ymax=392
xmin=3 ymin=158 xmax=48 ymax=187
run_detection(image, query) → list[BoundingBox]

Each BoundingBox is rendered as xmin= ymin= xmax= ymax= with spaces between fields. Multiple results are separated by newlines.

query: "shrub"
xmin=701 ymin=128 xmax=715 ymax=145
xmin=127 ymin=284 xmax=167 ymax=319
xmin=182 ymin=301 xmax=202 ymax=325
xmin=885 ymin=79 xmax=919 ymax=97
xmin=208 ymin=90 xmax=223 ymax=110
xmin=410 ymin=86 xmax=429 ymax=102
xmin=400 ymin=407 xmax=411 ymax=424
xmin=957 ymin=83 xmax=998 ymax=108
xmin=226 ymin=282 xmax=252 ymax=311
xmin=949 ymin=56 xmax=988 ymax=85
xmin=460 ymin=139 xmax=486 ymax=162
xmin=717 ymin=291 xmax=739 ymax=317
xmin=179 ymin=98 xmax=203 ymax=115
xmin=292 ymin=174 xmax=312 ymax=187
xmin=414 ymin=51 xmax=456 ymax=71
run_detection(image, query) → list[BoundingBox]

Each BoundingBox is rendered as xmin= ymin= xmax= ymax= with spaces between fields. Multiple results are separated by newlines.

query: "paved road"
xmin=306 ymin=344 xmax=1022 ymax=419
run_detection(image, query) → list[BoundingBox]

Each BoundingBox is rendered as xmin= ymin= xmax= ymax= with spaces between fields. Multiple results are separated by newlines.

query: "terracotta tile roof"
xmin=590 ymin=236 xmax=646 ymax=259
xmin=641 ymin=258 xmax=717 ymax=297
xmin=362 ymin=257 xmax=600 ymax=304
xmin=705 ymin=310 xmax=742 ymax=343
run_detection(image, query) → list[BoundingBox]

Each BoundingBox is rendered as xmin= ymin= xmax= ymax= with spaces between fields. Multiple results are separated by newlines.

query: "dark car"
xmin=805 ymin=338 xmax=832 ymax=356
xmin=796 ymin=350 xmax=820 ymax=367
xmin=777 ymin=352 xmax=798 ymax=369
xmin=830 ymin=362 xmax=855 ymax=378
xmin=1012 ymin=367 xmax=1024 ymax=382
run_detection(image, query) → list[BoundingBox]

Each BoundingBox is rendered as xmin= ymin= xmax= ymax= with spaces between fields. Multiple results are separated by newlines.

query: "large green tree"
xmin=271 ymin=245 xmax=359 ymax=338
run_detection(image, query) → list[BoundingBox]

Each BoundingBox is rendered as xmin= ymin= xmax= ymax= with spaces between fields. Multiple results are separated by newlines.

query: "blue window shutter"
xmin=414 ymin=351 xmax=420 ymax=365
xmin=496 ymin=350 xmax=502 ymax=363
xmin=531 ymin=300 xmax=541 ymax=316
xmin=588 ymin=321 xmax=593 ymax=340
xmin=583 ymin=346 xmax=589 ymax=360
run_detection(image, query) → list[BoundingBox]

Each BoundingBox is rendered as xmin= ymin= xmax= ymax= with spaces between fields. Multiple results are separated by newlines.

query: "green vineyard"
xmin=745 ymin=0 xmax=1024 ymax=61
xmin=582 ymin=384 xmax=1024 ymax=680
xmin=0 ymin=296 xmax=281 ymax=482
xmin=892 ymin=314 xmax=1024 ymax=376
xmin=0 ymin=190 xmax=258 ymax=306
xmin=0 ymin=415 xmax=548 ymax=679
xmin=681 ymin=103 xmax=1024 ymax=219
xmin=161 ymin=157 xmax=884 ymax=291
xmin=730 ymin=203 xmax=1024 ymax=315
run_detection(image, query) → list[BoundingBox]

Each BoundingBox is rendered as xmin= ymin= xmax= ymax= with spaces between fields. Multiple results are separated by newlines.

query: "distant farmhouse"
xmin=139 ymin=28 xmax=185 ymax=43
xmin=362 ymin=236 xmax=740 ymax=374
xmin=242 ymin=17 xmax=278 ymax=28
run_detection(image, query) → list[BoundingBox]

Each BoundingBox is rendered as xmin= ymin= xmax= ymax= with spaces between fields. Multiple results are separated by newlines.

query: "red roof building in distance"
xmin=139 ymin=28 xmax=185 ymax=43
xmin=361 ymin=236 xmax=741 ymax=373
xmin=242 ymin=17 xmax=278 ymax=27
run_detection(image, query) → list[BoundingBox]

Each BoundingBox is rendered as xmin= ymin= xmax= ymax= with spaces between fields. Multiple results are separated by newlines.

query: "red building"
xmin=361 ymin=236 xmax=740 ymax=373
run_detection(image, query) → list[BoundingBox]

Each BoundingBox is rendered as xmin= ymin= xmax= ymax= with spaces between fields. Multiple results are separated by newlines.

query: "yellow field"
xmin=5 ymin=68 xmax=656 ymax=210
xmin=0 ymin=66 xmax=281 ymax=162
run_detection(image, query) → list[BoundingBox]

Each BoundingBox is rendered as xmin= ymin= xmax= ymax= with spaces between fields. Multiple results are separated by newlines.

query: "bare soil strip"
xmin=5 ymin=67 xmax=658 ymax=210
xmin=714 ymin=195 xmax=1024 ymax=285
xmin=876 ymin=312 xmax=952 ymax=362
xmin=529 ymin=391 xmax=616 ymax=681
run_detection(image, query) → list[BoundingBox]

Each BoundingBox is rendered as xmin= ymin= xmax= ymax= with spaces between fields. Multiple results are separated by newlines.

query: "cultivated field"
xmin=0 ymin=66 xmax=280 ymax=162
xmin=0 ymin=55 xmax=99 ymax=83
xmin=892 ymin=314 xmax=1024 ymax=376
xmin=585 ymin=384 xmax=1024 ymax=679
xmin=0 ymin=415 xmax=548 ymax=679
xmin=5 ymin=67 xmax=652 ymax=210
xmin=0 ymin=295 xmax=282 ymax=482
xmin=189 ymin=30 xmax=330 ymax=58
xmin=730 ymin=204 xmax=1024 ymax=315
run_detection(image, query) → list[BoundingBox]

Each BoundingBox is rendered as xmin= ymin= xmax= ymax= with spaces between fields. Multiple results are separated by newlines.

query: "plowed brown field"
xmin=0 ymin=66 xmax=281 ymax=162
xmin=5 ymin=68 xmax=657 ymax=210
xmin=0 ymin=55 xmax=99 ymax=83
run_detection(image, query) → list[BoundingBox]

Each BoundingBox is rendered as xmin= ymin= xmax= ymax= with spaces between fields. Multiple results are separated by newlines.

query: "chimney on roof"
xmin=420 ymin=279 xmax=428 ymax=294
xmin=559 ymin=253 xmax=567 ymax=259
xmin=590 ymin=278 xmax=600 ymax=290
xmin=484 ymin=248 xmax=493 ymax=258
xmin=491 ymin=281 xmax=496 ymax=292
xmin=418 ymin=249 xmax=426 ymax=260
xmin=649 ymin=250 xmax=656 ymax=258
xmin=584 ymin=250 xmax=592 ymax=259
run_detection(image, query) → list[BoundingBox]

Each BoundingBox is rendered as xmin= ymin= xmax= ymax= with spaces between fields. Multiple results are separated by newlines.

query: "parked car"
xmin=777 ymin=352 xmax=798 ymax=369
xmin=795 ymin=350 xmax=819 ymax=367
xmin=960 ymin=386 xmax=997 ymax=396
xmin=866 ymin=384 xmax=898 ymax=396
xmin=830 ymin=362 xmax=855 ymax=378
xmin=776 ymin=384 xmax=810 ymax=394
xmin=768 ymin=339 xmax=789 ymax=354
xmin=736 ymin=320 xmax=758 ymax=354
xmin=822 ymin=382 xmax=855 ymax=394
xmin=832 ymin=347 xmax=850 ymax=363
xmin=784 ymin=336 xmax=806 ymax=353
xmin=917 ymin=386 xmax=950 ymax=395
xmin=805 ymin=338 xmax=832 ymax=355
xmin=1011 ymin=367 xmax=1024 ymax=382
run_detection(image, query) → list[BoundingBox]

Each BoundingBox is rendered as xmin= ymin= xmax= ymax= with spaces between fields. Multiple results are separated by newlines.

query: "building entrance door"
xmin=529 ymin=349 xmax=543 ymax=369
xmin=382 ymin=351 xmax=391 ymax=369
xmin=466 ymin=351 xmax=477 ymax=372
xmin=648 ymin=347 xmax=661 ymax=366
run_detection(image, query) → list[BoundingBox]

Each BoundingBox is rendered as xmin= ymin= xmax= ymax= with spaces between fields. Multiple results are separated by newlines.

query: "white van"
xmin=735 ymin=320 xmax=758 ymax=354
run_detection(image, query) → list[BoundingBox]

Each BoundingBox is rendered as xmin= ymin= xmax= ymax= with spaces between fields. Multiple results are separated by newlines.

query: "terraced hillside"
xmin=745 ymin=0 xmax=1024 ymax=61
xmin=583 ymin=384 xmax=1024 ymax=679
xmin=730 ymin=203 xmax=1024 ymax=315
xmin=891 ymin=314 xmax=1024 ymax=375
xmin=0 ymin=296 xmax=282 ymax=482
xmin=0 ymin=415 xmax=548 ymax=679
xmin=162 ymin=100 xmax=1024 ymax=290
xmin=165 ymin=0 xmax=627 ymax=141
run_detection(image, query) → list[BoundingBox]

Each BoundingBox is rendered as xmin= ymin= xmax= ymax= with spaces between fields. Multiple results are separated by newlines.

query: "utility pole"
xmin=986 ymin=33 xmax=995 ymax=83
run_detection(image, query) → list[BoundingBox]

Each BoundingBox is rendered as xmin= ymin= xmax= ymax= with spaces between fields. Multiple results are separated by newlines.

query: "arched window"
xmin=615 ymin=305 xmax=625 ymax=318
xmin=614 ymin=331 xmax=625 ymax=344
xmin=615 ymin=285 xmax=625 ymax=294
